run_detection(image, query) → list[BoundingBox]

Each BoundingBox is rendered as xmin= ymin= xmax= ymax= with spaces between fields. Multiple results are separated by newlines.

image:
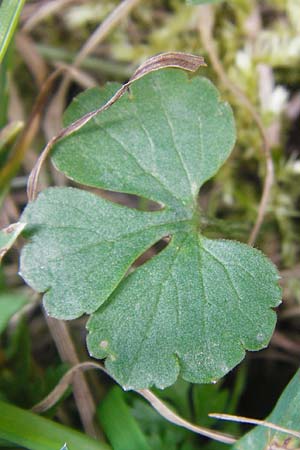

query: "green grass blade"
xmin=0 ymin=222 xmax=25 ymax=263
xmin=97 ymin=387 xmax=151 ymax=450
xmin=0 ymin=292 xmax=27 ymax=333
xmin=0 ymin=400 xmax=111 ymax=450
xmin=0 ymin=0 xmax=26 ymax=64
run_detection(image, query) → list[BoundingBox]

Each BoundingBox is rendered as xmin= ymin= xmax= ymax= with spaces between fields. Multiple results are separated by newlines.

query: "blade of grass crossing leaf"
xmin=97 ymin=387 xmax=151 ymax=450
xmin=0 ymin=0 xmax=26 ymax=64
xmin=0 ymin=400 xmax=111 ymax=450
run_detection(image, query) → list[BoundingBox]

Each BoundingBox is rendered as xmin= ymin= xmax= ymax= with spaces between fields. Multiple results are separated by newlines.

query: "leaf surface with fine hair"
xmin=20 ymin=68 xmax=281 ymax=389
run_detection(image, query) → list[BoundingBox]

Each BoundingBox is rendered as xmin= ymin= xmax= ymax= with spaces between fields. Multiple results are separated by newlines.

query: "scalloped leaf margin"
xmin=20 ymin=69 xmax=281 ymax=389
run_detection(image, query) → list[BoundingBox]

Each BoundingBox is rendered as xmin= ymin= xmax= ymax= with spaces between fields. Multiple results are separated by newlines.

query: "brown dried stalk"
xmin=197 ymin=5 xmax=274 ymax=246
xmin=32 ymin=361 xmax=236 ymax=445
xmin=209 ymin=413 xmax=300 ymax=440
xmin=0 ymin=69 xmax=62 ymax=191
xmin=45 ymin=317 xmax=101 ymax=439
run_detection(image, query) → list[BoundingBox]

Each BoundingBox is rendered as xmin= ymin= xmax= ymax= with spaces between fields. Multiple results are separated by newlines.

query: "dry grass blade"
xmin=45 ymin=0 xmax=143 ymax=137
xmin=131 ymin=52 xmax=206 ymax=80
xmin=0 ymin=68 xmax=63 ymax=190
xmin=27 ymin=52 xmax=205 ymax=201
xmin=54 ymin=62 xmax=97 ymax=89
xmin=32 ymin=361 xmax=236 ymax=445
xmin=138 ymin=389 xmax=236 ymax=444
xmin=22 ymin=0 xmax=79 ymax=32
xmin=32 ymin=361 xmax=110 ymax=414
xmin=44 ymin=318 xmax=100 ymax=439
xmin=74 ymin=0 xmax=141 ymax=69
xmin=197 ymin=5 xmax=274 ymax=246
xmin=15 ymin=32 xmax=48 ymax=87
xmin=209 ymin=413 xmax=300 ymax=440
xmin=271 ymin=331 xmax=300 ymax=356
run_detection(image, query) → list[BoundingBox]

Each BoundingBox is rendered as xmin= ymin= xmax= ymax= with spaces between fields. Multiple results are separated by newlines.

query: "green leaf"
xmin=0 ymin=400 xmax=110 ymax=450
xmin=131 ymin=390 xmax=190 ymax=450
xmin=21 ymin=187 xmax=187 ymax=319
xmin=20 ymin=69 xmax=281 ymax=389
xmin=97 ymin=386 xmax=151 ymax=450
xmin=87 ymin=235 xmax=280 ymax=389
xmin=0 ymin=293 xmax=27 ymax=334
xmin=233 ymin=370 xmax=300 ymax=450
xmin=53 ymin=71 xmax=235 ymax=209
xmin=0 ymin=0 xmax=26 ymax=64
xmin=0 ymin=222 xmax=25 ymax=262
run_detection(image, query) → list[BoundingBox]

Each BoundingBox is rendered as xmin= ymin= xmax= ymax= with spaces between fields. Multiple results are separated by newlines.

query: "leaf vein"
xmin=154 ymin=78 xmax=194 ymax=199
xmin=201 ymin=245 xmax=258 ymax=331
xmin=93 ymin=118 xmax=184 ymax=206
xmin=125 ymin=236 xmax=189 ymax=382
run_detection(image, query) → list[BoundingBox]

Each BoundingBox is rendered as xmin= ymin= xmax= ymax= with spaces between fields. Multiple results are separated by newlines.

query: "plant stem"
xmin=45 ymin=316 xmax=102 ymax=440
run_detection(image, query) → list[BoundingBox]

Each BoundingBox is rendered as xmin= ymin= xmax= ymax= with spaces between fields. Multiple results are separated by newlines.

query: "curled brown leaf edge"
xmin=27 ymin=52 xmax=206 ymax=201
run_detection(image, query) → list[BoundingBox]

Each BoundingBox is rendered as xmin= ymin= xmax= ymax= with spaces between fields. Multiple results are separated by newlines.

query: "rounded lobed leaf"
xmin=52 ymin=69 xmax=235 ymax=209
xmin=87 ymin=234 xmax=281 ymax=389
xmin=20 ymin=187 xmax=191 ymax=319
xmin=20 ymin=68 xmax=281 ymax=389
